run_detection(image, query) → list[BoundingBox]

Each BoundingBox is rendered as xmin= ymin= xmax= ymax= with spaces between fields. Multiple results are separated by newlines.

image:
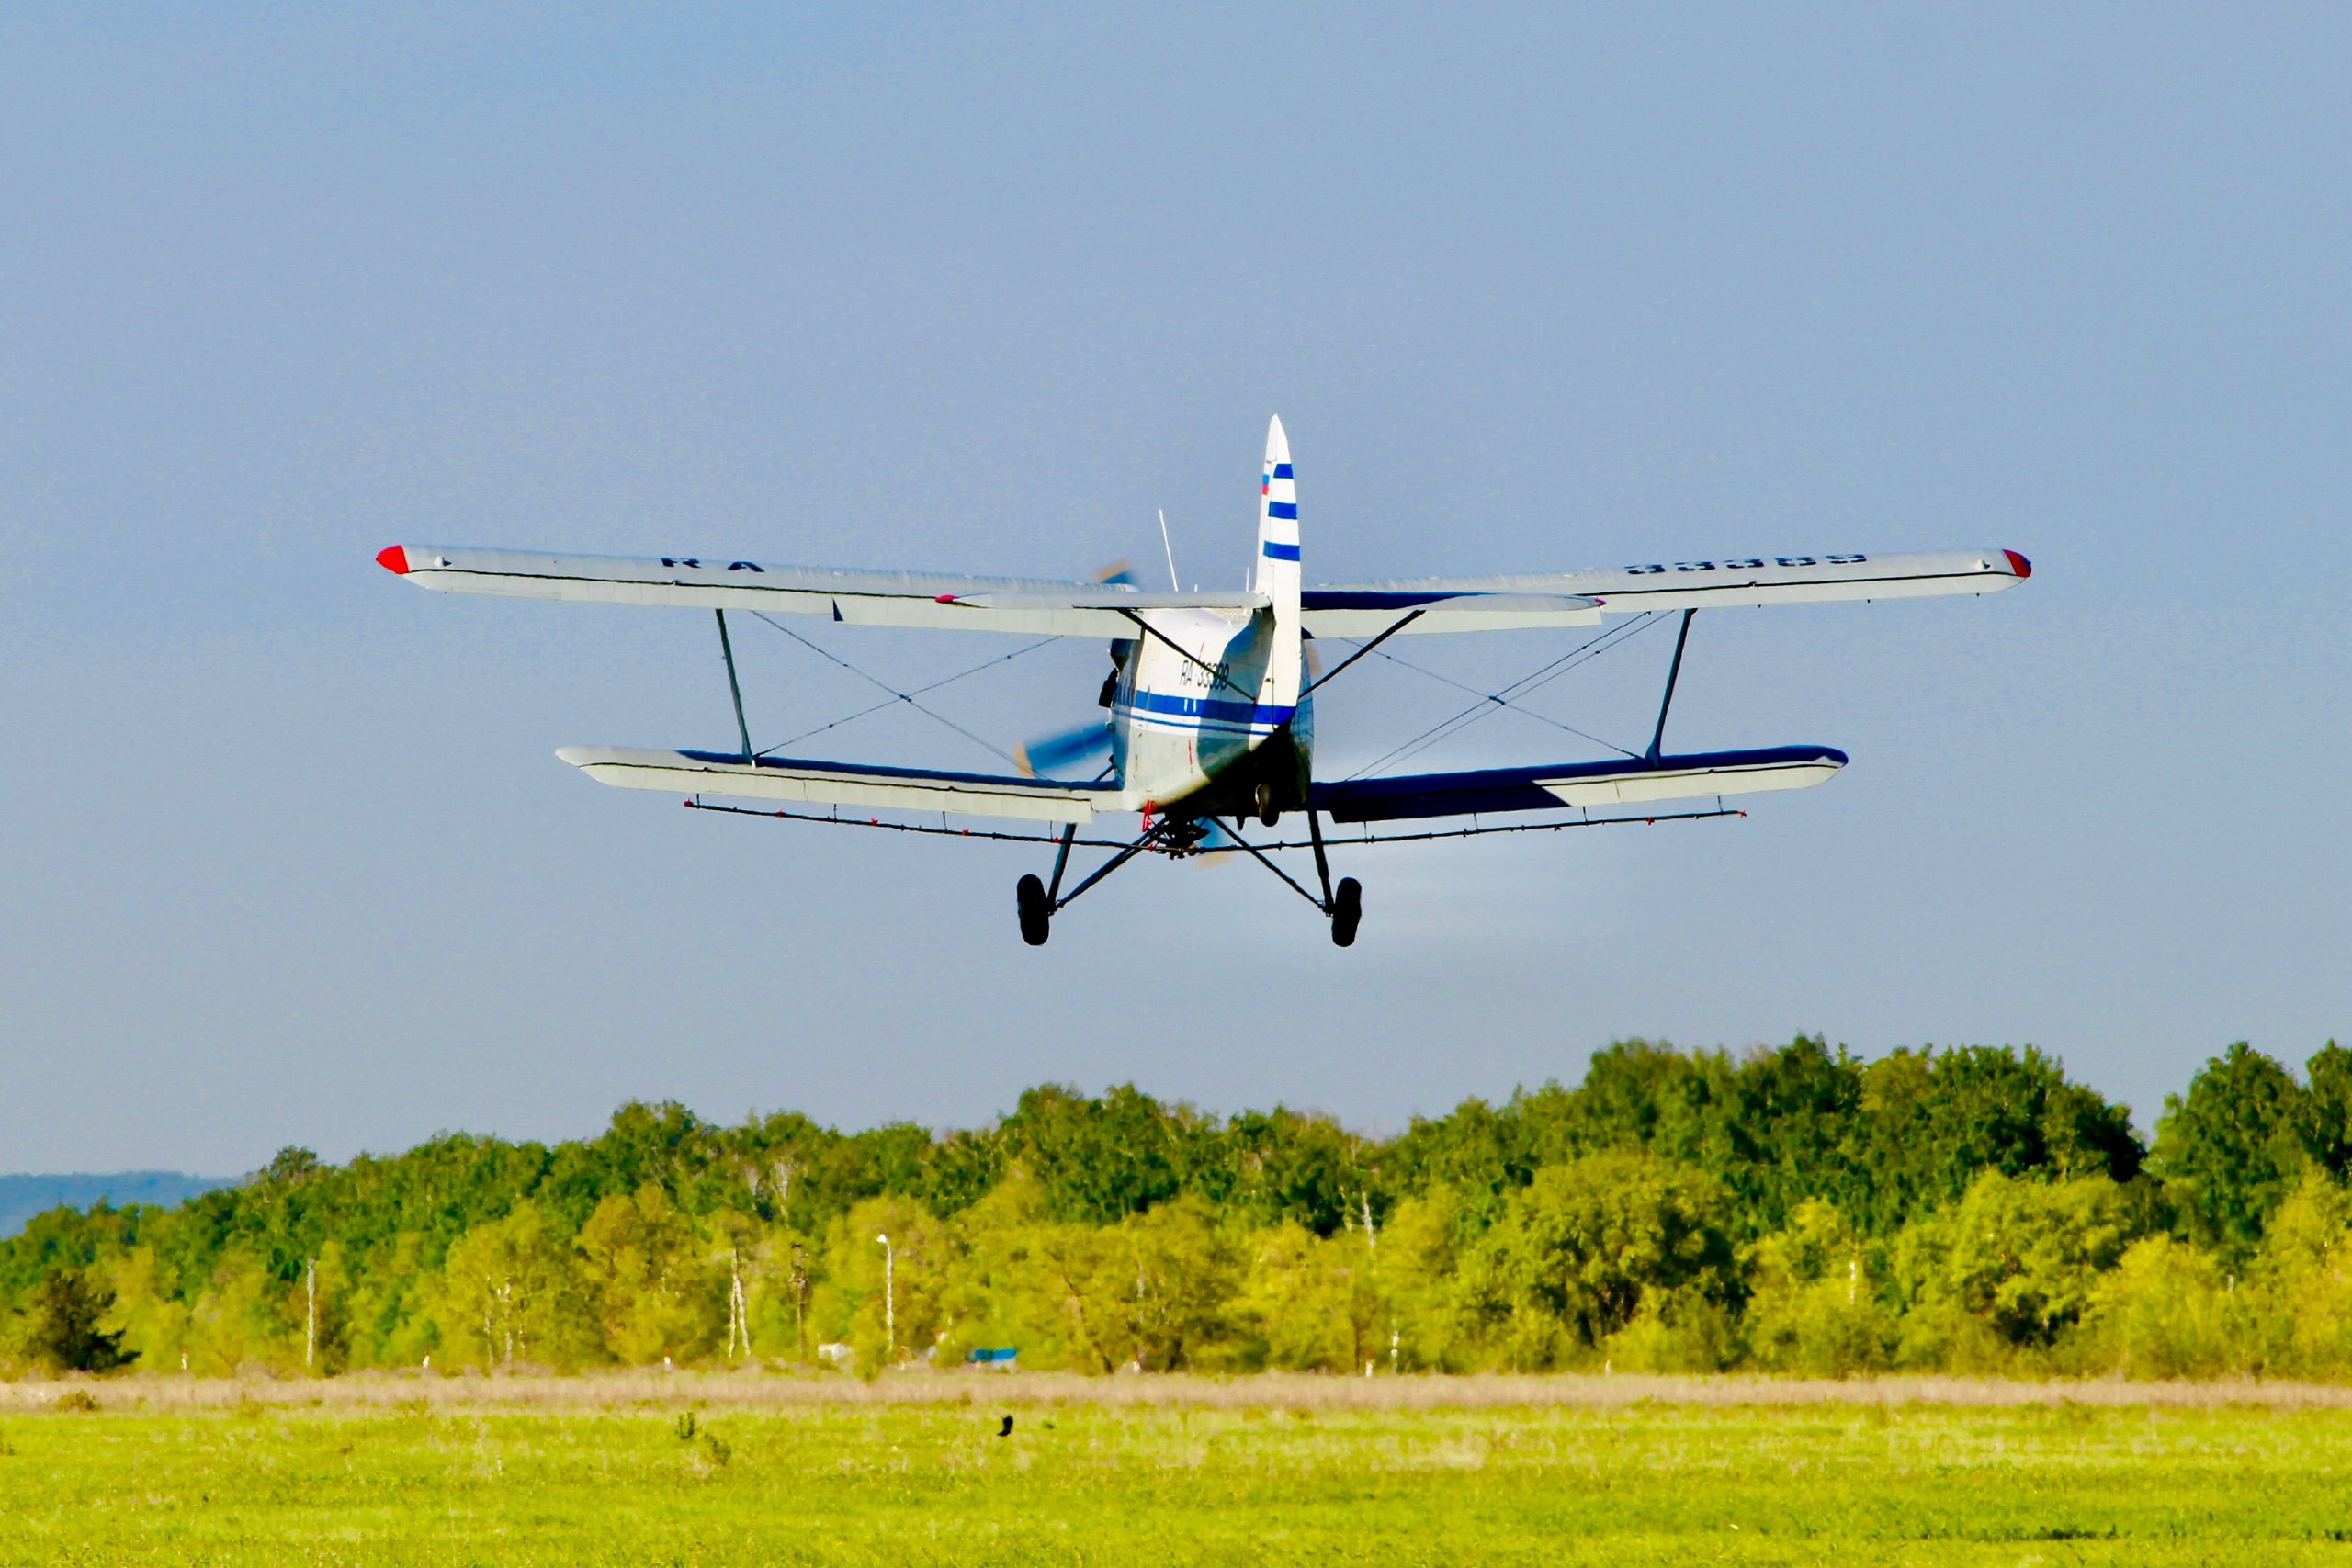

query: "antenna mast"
xmin=1157 ymin=510 xmax=1181 ymax=592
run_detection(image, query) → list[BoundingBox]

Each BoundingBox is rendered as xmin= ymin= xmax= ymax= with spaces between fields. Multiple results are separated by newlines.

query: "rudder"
xmin=1256 ymin=416 xmax=1302 ymax=714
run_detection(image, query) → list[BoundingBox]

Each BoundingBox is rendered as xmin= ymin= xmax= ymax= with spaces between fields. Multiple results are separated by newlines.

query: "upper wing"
xmin=379 ymin=543 xmax=1605 ymax=637
xmin=1300 ymin=591 xmax=1602 ymax=637
xmin=1308 ymin=548 xmax=2029 ymax=630
xmin=1310 ymin=745 xmax=1849 ymax=822
xmin=378 ymin=545 xmax=1266 ymax=636
xmin=381 ymin=543 xmax=2018 ymax=637
xmin=556 ymin=746 xmax=1118 ymax=823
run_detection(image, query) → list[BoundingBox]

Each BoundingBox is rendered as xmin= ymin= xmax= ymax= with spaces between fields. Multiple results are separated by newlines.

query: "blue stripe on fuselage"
xmin=1261 ymin=540 xmax=1301 ymax=560
xmin=1265 ymin=501 xmax=1298 ymax=520
xmin=1117 ymin=690 xmax=1297 ymax=728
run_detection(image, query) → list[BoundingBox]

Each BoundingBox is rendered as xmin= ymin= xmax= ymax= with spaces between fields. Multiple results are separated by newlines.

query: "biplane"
xmin=379 ymin=417 xmax=2028 ymax=945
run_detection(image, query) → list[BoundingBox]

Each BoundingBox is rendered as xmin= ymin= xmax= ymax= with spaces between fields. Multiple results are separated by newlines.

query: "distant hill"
xmin=0 ymin=1173 xmax=236 ymax=1238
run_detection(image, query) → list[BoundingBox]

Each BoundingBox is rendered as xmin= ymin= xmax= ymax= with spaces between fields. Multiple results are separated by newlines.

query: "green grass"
xmin=6 ymin=1397 xmax=2352 ymax=1564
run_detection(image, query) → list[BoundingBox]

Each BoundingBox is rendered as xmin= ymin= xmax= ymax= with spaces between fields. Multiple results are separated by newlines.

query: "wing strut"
xmin=715 ymin=611 xmax=755 ymax=765
xmin=1306 ymin=808 xmax=1336 ymax=910
xmin=1045 ymin=822 xmax=1079 ymax=904
xmin=1645 ymin=609 xmax=1695 ymax=766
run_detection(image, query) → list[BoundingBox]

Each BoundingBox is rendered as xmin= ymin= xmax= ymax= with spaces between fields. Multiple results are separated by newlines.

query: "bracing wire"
xmin=759 ymin=693 xmax=906 ymax=755
xmin=753 ymin=634 xmax=1060 ymax=756
xmin=747 ymin=613 xmax=1039 ymax=770
xmin=1344 ymin=611 xmax=1673 ymax=780
xmin=1360 ymin=625 xmax=1657 ymax=768
xmin=1355 ymin=643 xmax=1639 ymax=758
xmin=740 ymin=597 xmax=1663 ymax=787
xmin=1340 ymin=612 xmax=1656 ymax=777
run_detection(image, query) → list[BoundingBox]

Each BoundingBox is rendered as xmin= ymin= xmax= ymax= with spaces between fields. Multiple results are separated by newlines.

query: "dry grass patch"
xmin=11 ymin=1367 xmax=2352 ymax=1416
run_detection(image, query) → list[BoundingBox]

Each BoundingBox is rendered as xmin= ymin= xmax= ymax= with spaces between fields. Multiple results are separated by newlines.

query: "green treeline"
xmin=8 ymin=1037 xmax=2352 ymax=1379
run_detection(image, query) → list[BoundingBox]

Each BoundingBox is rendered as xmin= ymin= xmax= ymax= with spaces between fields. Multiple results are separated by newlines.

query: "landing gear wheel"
xmin=1015 ymin=874 xmax=1051 ymax=946
xmin=1329 ymin=876 xmax=1363 ymax=947
xmin=1255 ymin=780 xmax=1280 ymax=829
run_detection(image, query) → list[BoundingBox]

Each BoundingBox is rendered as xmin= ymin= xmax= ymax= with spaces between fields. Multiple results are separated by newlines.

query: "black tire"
xmin=1330 ymin=876 xmax=1363 ymax=947
xmin=1016 ymin=874 xmax=1051 ymax=946
xmin=1255 ymin=781 xmax=1280 ymax=829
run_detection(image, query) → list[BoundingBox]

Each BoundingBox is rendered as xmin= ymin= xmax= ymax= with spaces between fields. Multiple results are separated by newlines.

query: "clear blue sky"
xmin=3 ymin=4 xmax=2346 ymax=1173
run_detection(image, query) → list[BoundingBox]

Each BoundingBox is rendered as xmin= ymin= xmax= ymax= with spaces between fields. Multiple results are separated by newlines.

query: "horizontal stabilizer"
xmin=556 ymin=746 xmax=1119 ymax=823
xmin=1310 ymin=745 xmax=1848 ymax=823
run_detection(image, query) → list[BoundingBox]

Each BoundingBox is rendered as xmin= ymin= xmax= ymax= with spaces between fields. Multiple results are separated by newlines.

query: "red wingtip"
xmin=376 ymin=545 xmax=411 ymax=575
xmin=2002 ymin=549 xmax=2031 ymax=579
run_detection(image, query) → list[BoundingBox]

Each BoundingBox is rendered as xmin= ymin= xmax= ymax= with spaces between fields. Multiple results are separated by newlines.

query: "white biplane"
xmin=379 ymin=417 xmax=2028 ymax=946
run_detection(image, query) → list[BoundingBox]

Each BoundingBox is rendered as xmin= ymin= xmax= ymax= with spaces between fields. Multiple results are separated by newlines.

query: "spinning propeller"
xmin=1013 ymin=560 xmax=1135 ymax=780
xmin=1014 ymin=721 xmax=1112 ymax=778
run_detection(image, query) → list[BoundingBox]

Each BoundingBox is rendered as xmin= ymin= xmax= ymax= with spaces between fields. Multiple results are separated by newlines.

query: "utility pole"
xmin=305 ymin=1259 xmax=316 ymax=1371
xmin=875 ymin=1234 xmax=894 ymax=1364
xmin=790 ymin=1243 xmax=809 ymax=1359
xmin=728 ymin=1247 xmax=748 ymax=1359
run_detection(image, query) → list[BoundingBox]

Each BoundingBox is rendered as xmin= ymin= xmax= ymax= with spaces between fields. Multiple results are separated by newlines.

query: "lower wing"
xmin=556 ymin=746 xmax=1118 ymax=823
xmin=1309 ymin=746 xmax=1848 ymax=823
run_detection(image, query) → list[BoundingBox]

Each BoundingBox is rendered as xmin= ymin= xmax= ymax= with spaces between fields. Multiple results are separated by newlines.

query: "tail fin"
xmin=1256 ymin=416 xmax=1302 ymax=715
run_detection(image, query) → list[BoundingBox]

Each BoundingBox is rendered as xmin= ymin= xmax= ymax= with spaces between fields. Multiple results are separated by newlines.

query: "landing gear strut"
xmin=1306 ymin=808 xmax=1361 ymax=946
xmin=1013 ymin=812 xmax=1362 ymax=947
xmin=1014 ymin=822 xmax=1083 ymax=945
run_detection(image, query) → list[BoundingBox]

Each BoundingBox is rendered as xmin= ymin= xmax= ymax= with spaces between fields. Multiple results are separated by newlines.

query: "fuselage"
xmin=1097 ymin=415 xmax=1307 ymax=818
xmin=1106 ymin=607 xmax=1311 ymax=817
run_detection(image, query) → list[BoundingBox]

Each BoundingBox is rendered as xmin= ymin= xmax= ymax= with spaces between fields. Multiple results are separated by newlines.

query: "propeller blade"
xmin=1015 ymin=721 xmax=1113 ymax=778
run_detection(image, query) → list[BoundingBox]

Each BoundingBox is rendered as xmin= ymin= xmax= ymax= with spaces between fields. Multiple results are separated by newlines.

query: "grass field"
xmin=6 ymin=1375 xmax=2352 ymax=1564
